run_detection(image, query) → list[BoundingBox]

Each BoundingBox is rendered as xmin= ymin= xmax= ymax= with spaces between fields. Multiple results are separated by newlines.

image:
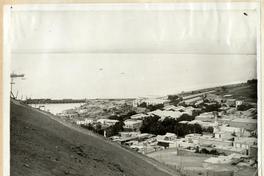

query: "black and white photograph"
xmin=4 ymin=3 xmax=260 ymax=176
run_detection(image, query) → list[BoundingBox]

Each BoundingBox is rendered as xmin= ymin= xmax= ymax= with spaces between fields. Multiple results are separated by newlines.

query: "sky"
xmin=9 ymin=4 xmax=258 ymax=99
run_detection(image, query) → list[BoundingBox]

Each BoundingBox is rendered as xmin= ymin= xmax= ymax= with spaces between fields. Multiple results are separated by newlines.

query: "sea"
xmin=28 ymin=103 xmax=84 ymax=115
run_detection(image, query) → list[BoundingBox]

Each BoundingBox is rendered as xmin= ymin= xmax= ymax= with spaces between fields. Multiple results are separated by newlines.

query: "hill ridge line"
xmin=11 ymin=99 xmax=179 ymax=176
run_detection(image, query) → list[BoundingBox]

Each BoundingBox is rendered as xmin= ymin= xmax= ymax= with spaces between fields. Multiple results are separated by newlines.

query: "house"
xmin=132 ymin=98 xmax=168 ymax=107
xmin=228 ymin=118 xmax=257 ymax=131
xmin=78 ymin=108 xmax=89 ymax=114
xmin=119 ymin=131 xmax=140 ymax=138
xmin=236 ymin=100 xmax=244 ymax=108
xmin=214 ymin=125 xmax=241 ymax=134
xmin=148 ymin=110 xmax=182 ymax=121
xmin=130 ymin=113 xmax=149 ymax=120
xmin=188 ymin=120 xmax=217 ymax=128
xmin=181 ymin=90 xmax=216 ymax=101
xmin=184 ymin=97 xmax=203 ymax=105
xmin=226 ymin=99 xmax=236 ymax=107
xmin=198 ymin=135 xmax=233 ymax=147
xmin=76 ymin=118 xmax=94 ymax=125
xmin=179 ymin=121 xmax=189 ymax=124
xmin=175 ymin=134 xmax=202 ymax=148
xmin=163 ymin=105 xmax=177 ymax=111
xmin=195 ymin=112 xmax=215 ymax=122
xmin=223 ymin=94 xmax=232 ymax=98
xmin=124 ymin=119 xmax=143 ymax=131
xmin=233 ymin=137 xmax=257 ymax=155
xmin=249 ymin=145 xmax=258 ymax=160
xmin=175 ymin=138 xmax=197 ymax=149
xmin=213 ymin=124 xmax=250 ymax=141
xmin=64 ymin=112 xmax=79 ymax=118
xmin=214 ymin=131 xmax=234 ymax=140
xmin=206 ymin=93 xmax=223 ymax=103
xmin=163 ymin=105 xmax=185 ymax=111
xmin=157 ymin=133 xmax=177 ymax=148
xmin=97 ymin=119 xmax=119 ymax=127
xmin=194 ymin=100 xmax=204 ymax=106
xmin=183 ymin=106 xmax=197 ymax=116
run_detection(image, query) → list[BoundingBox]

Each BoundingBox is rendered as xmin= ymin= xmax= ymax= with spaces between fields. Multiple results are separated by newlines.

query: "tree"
xmin=177 ymin=114 xmax=195 ymax=122
xmin=247 ymin=79 xmax=257 ymax=84
xmin=108 ymin=111 xmax=136 ymax=121
xmin=140 ymin=115 xmax=160 ymax=134
xmin=237 ymin=104 xmax=253 ymax=111
xmin=203 ymin=102 xmax=221 ymax=112
xmin=147 ymin=104 xmax=164 ymax=111
xmin=202 ymin=126 xmax=214 ymax=133
xmin=106 ymin=121 xmax=124 ymax=137
xmin=138 ymin=102 xmax=147 ymax=108
xmin=168 ymin=95 xmax=182 ymax=106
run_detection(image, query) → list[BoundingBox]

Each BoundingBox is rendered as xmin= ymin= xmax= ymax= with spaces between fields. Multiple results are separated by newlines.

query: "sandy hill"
xmin=10 ymin=100 xmax=178 ymax=176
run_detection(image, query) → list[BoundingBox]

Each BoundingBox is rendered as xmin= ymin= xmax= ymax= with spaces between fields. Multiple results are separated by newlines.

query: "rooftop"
xmin=231 ymin=118 xmax=257 ymax=123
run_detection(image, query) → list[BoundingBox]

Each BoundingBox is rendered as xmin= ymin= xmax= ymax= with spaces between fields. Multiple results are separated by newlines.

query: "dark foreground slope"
xmin=11 ymin=101 xmax=178 ymax=176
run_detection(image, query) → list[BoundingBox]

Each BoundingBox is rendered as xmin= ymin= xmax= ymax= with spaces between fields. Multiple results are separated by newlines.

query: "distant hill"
xmin=177 ymin=81 xmax=257 ymax=103
xmin=10 ymin=100 xmax=178 ymax=176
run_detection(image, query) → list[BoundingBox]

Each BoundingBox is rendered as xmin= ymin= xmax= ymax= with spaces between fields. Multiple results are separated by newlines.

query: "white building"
xmin=163 ymin=105 xmax=185 ymax=111
xmin=130 ymin=113 xmax=149 ymax=120
xmin=76 ymin=118 xmax=94 ymax=125
xmin=195 ymin=112 xmax=215 ymax=122
xmin=124 ymin=119 xmax=143 ymax=131
xmin=132 ymin=98 xmax=168 ymax=107
xmin=157 ymin=133 xmax=177 ymax=148
xmin=97 ymin=119 xmax=119 ymax=127
xmin=228 ymin=118 xmax=257 ymax=131
xmin=236 ymin=100 xmax=244 ymax=108
xmin=233 ymin=137 xmax=257 ymax=150
xmin=148 ymin=109 xmax=182 ymax=121
xmin=188 ymin=120 xmax=217 ymax=128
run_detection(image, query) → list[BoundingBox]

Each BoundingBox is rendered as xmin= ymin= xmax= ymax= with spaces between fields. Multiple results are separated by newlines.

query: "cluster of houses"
xmin=118 ymin=93 xmax=257 ymax=161
xmin=61 ymin=90 xmax=257 ymax=166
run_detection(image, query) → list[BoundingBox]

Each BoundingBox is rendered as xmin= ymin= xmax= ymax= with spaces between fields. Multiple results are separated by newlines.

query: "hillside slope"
xmin=10 ymin=100 xmax=178 ymax=176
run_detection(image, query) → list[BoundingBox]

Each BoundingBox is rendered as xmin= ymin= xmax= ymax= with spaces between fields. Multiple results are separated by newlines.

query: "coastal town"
xmin=8 ymin=3 xmax=260 ymax=176
xmin=32 ymin=80 xmax=258 ymax=176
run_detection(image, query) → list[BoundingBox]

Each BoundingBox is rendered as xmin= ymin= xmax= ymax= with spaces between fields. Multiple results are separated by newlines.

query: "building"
xmin=183 ymin=106 xmax=197 ymax=116
xmin=184 ymin=97 xmax=203 ymax=106
xmin=157 ymin=133 xmax=177 ymax=148
xmin=214 ymin=125 xmax=242 ymax=135
xmin=97 ymin=119 xmax=119 ymax=127
xmin=148 ymin=109 xmax=182 ymax=121
xmin=214 ymin=131 xmax=234 ymax=141
xmin=213 ymin=125 xmax=251 ymax=140
xmin=249 ymin=145 xmax=258 ymax=160
xmin=76 ymin=118 xmax=94 ymax=125
xmin=236 ymin=100 xmax=244 ymax=108
xmin=198 ymin=135 xmax=233 ymax=147
xmin=233 ymin=137 xmax=257 ymax=155
xmin=163 ymin=105 xmax=185 ymax=111
xmin=214 ymin=145 xmax=245 ymax=155
xmin=119 ymin=131 xmax=140 ymax=138
xmin=78 ymin=108 xmax=89 ymax=114
xmin=124 ymin=119 xmax=143 ymax=131
xmin=206 ymin=93 xmax=223 ymax=103
xmin=228 ymin=118 xmax=257 ymax=131
xmin=225 ymin=99 xmax=236 ymax=107
xmin=132 ymin=98 xmax=168 ymax=107
xmin=181 ymin=90 xmax=216 ymax=101
xmin=130 ymin=113 xmax=149 ymax=120
xmin=175 ymin=138 xmax=197 ymax=149
xmin=195 ymin=112 xmax=215 ymax=122
xmin=188 ymin=120 xmax=217 ymax=128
